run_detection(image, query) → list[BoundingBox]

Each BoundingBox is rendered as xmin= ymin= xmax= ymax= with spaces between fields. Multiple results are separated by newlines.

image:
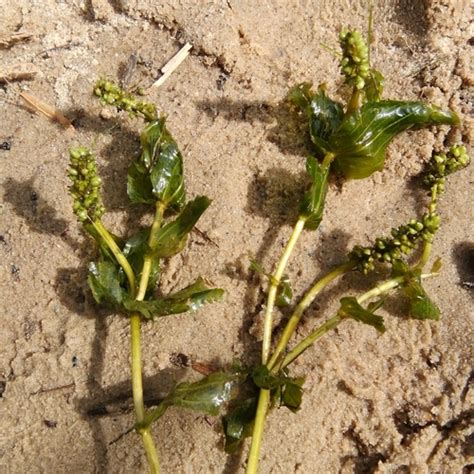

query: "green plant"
xmin=68 ymin=80 xmax=242 ymax=473
xmin=213 ymin=28 xmax=468 ymax=473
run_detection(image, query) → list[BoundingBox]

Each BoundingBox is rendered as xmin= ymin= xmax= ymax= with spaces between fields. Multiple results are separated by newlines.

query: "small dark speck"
xmin=43 ymin=419 xmax=57 ymax=428
xmin=1 ymin=140 xmax=11 ymax=151
xmin=30 ymin=191 xmax=38 ymax=202
xmin=170 ymin=352 xmax=190 ymax=368
xmin=11 ymin=264 xmax=20 ymax=277
xmin=0 ymin=235 xmax=6 ymax=245
xmin=468 ymin=37 xmax=474 ymax=46
xmin=0 ymin=380 xmax=6 ymax=397
xmin=72 ymin=355 xmax=78 ymax=367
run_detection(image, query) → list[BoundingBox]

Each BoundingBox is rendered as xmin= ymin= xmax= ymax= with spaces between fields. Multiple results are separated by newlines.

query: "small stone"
xmin=99 ymin=108 xmax=113 ymax=120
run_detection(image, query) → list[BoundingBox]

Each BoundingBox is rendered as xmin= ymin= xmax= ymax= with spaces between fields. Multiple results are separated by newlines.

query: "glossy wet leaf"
xmin=151 ymin=196 xmax=211 ymax=258
xmin=289 ymin=83 xmax=344 ymax=156
xmin=330 ymin=101 xmax=459 ymax=179
xmin=140 ymin=118 xmax=185 ymax=209
xmin=223 ymin=397 xmax=257 ymax=453
xmin=299 ymin=155 xmax=329 ymax=230
xmin=145 ymin=372 xmax=241 ymax=426
xmin=127 ymin=160 xmax=155 ymax=204
xmin=88 ymin=260 xmax=126 ymax=307
xmin=123 ymin=277 xmax=224 ymax=319
xmin=339 ymin=296 xmax=386 ymax=333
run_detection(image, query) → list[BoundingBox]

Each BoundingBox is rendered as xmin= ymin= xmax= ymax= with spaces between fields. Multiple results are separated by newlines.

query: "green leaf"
xmin=123 ymin=277 xmax=224 ymax=319
xmin=127 ymin=160 xmax=155 ymax=204
xmin=299 ymin=156 xmax=330 ymax=230
xmin=390 ymin=260 xmax=441 ymax=320
xmin=140 ymin=118 xmax=185 ymax=209
xmin=123 ymin=229 xmax=160 ymax=294
xmin=87 ymin=260 xmax=126 ymax=307
xmin=330 ymin=101 xmax=459 ymax=179
xmin=281 ymin=377 xmax=304 ymax=413
xmin=364 ymin=69 xmax=384 ymax=102
xmin=430 ymin=257 xmax=442 ymax=274
xmin=223 ymin=397 xmax=257 ymax=453
xmin=339 ymin=296 xmax=386 ymax=333
xmin=146 ymin=372 xmax=241 ymax=426
xmin=276 ymin=275 xmax=292 ymax=307
xmin=289 ymin=83 xmax=344 ymax=157
xmin=151 ymin=196 xmax=211 ymax=258
xmin=251 ymin=365 xmax=282 ymax=390
xmin=404 ymin=279 xmax=440 ymax=321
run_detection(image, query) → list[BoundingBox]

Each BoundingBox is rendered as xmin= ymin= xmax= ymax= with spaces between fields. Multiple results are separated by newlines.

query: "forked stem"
xmin=268 ymin=261 xmax=355 ymax=371
xmin=261 ymin=217 xmax=307 ymax=364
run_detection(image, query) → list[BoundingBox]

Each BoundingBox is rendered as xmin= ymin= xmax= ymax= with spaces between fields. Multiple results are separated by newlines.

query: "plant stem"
xmin=92 ymin=219 xmax=136 ymax=293
xmin=136 ymin=202 xmax=165 ymax=300
xmin=245 ymin=389 xmax=270 ymax=474
xmin=261 ymin=217 xmax=306 ymax=364
xmin=268 ymin=261 xmax=355 ymax=370
xmin=131 ymin=202 xmax=166 ymax=473
xmin=281 ymin=275 xmax=408 ymax=368
xmin=416 ymin=241 xmax=432 ymax=270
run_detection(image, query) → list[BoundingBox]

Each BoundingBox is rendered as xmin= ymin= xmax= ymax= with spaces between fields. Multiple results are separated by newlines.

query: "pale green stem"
xmin=136 ymin=202 xmax=165 ymax=300
xmin=281 ymin=274 xmax=435 ymax=368
xmin=268 ymin=261 xmax=355 ymax=371
xmin=92 ymin=220 xmax=136 ymax=294
xmin=261 ymin=217 xmax=306 ymax=365
xmin=132 ymin=202 xmax=165 ymax=474
xmin=416 ymin=241 xmax=432 ymax=271
xmin=245 ymin=389 xmax=270 ymax=474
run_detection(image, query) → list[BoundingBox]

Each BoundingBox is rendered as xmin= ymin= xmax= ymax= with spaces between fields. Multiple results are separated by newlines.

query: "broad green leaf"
xmin=140 ymin=118 xmax=185 ymax=209
xmin=127 ymin=160 xmax=155 ymax=204
xmin=123 ymin=277 xmax=224 ymax=319
xmin=404 ymin=279 xmax=440 ymax=321
xmin=88 ymin=260 xmax=126 ymax=307
xmin=123 ymin=229 xmax=160 ymax=294
xmin=299 ymin=156 xmax=329 ymax=230
xmin=289 ymin=83 xmax=344 ymax=157
xmin=223 ymin=397 xmax=257 ymax=453
xmin=151 ymin=196 xmax=211 ymax=258
xmin=330 ymin=101 xmax=459 ymax=179
xmin=339 ymin=296 xmax=386 ymax=333
xmin=281 ymin=377 xmax=304 ymax=413
xmin=146 ymin=372 xmax=241 ymax=426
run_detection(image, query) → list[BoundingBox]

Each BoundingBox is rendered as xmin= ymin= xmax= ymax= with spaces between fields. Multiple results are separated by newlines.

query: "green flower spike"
xmin=68 ymin=147 xmax=105 ymax=222
xmin=94 ymin=79 xmax=157 ymax=122
xmin=424 ymin=145 xmax=470 ymax=188
xmin=350 ymin=214 xmax=441 ymax=274
xmin=339 ymin=29 xmax=370 ymax=90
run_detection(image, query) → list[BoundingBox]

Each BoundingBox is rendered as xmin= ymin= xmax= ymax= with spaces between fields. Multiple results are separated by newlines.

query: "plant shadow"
xmin=453 ymin=241 xmax=474 ymax=299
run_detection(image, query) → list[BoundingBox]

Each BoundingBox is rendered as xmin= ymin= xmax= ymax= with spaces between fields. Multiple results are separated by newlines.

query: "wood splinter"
xmin=20 ymin=92 xmax=75 ymax=132
xmin=150 ymin=42 xmax=192 ymax=89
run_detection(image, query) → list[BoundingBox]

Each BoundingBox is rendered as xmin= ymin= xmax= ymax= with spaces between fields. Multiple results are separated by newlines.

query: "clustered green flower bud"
xmin=423 ymin=145 xmax=470 ymax=188
xmin=339 ymin=29 xmax=370 ymax=90
xmin=350 ymin=214 xmax=441 ymax=274
xmin=68 ymin=147 xmax=105 ymax=222
xmin=94 ymin=79 xmax=157 ymax=122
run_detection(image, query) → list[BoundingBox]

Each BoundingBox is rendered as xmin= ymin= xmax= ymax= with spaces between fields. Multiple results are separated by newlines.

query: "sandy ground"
xmin=1 ymin=1 xmax=473 ymax=473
